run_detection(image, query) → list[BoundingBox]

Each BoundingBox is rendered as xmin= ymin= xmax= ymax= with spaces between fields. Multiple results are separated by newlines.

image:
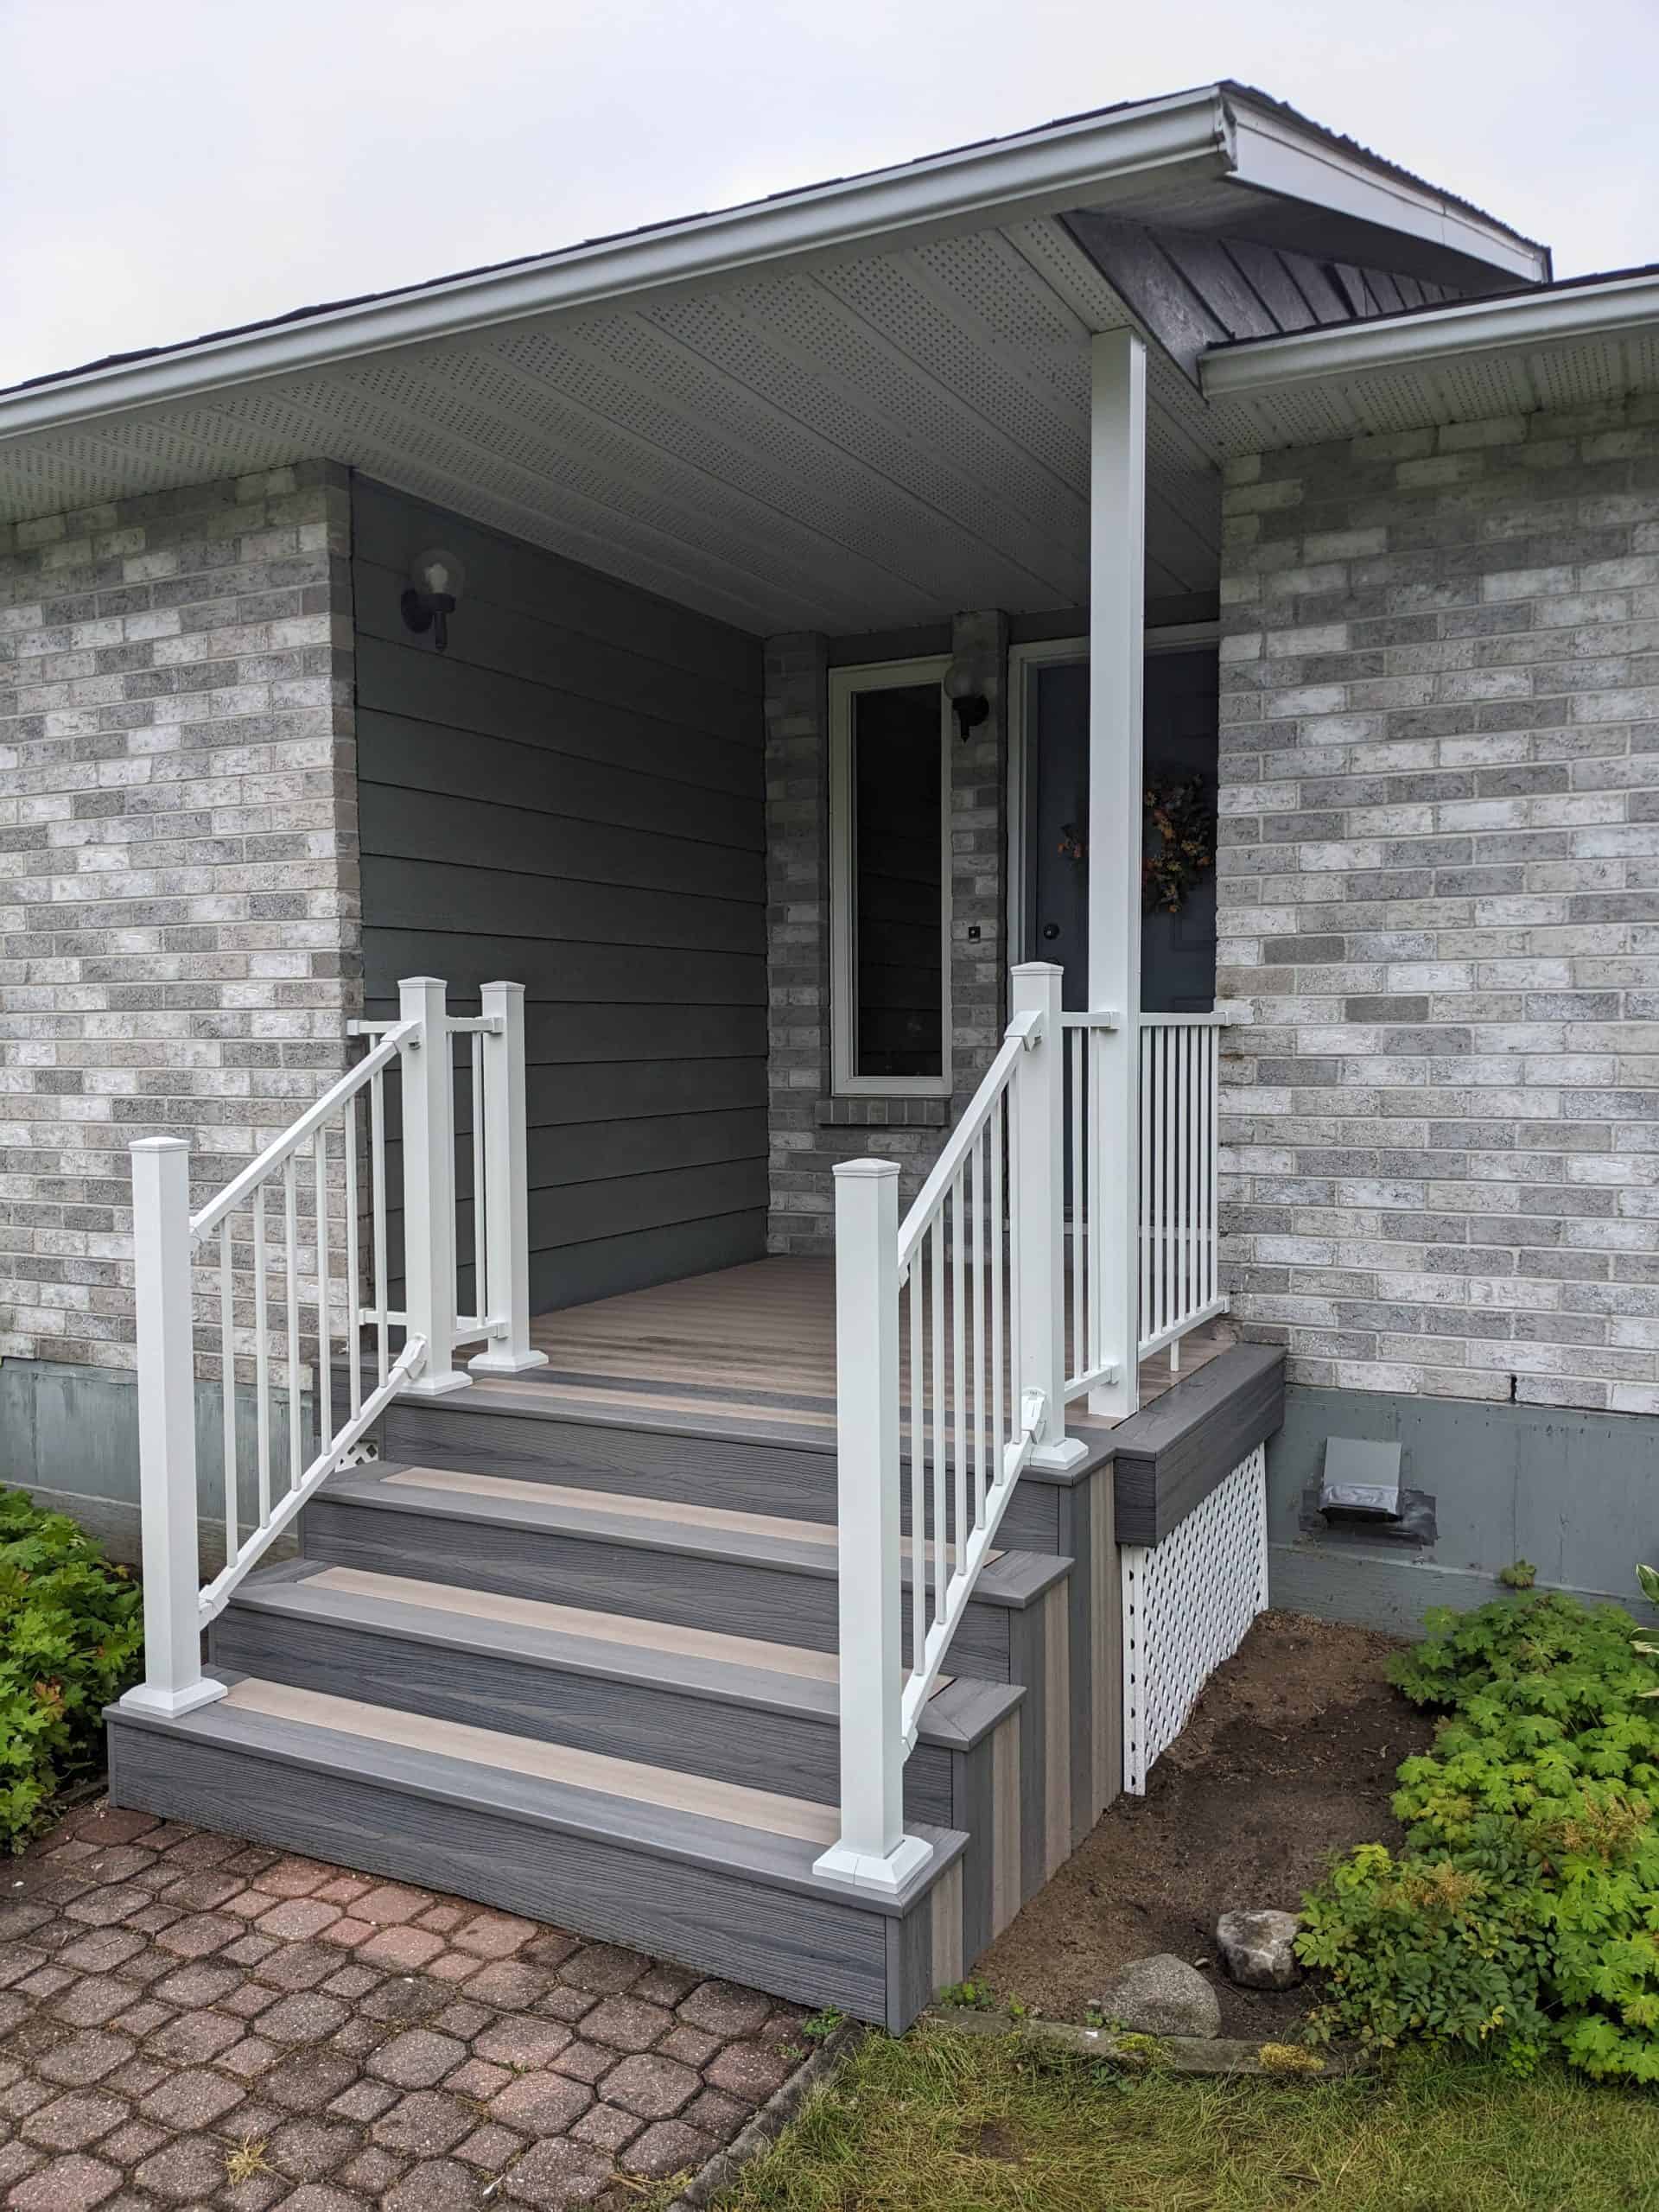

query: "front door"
xmin=1022 ymin=645 xmax=1218 ymax=1013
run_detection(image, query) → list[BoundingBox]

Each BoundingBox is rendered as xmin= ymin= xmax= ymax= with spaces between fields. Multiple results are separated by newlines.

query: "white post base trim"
xmin=468 ymin=1347 xmax=550 ymax=1375
xmin=1027 ymin=1433 xmax=1090 ymax=1472
xmin=118 ymin=1677 xmax=228 ymax=1719
xmin=812 ymin=1831 xmax=933 ymax=1894
xmin=399 ymin=1370 xmax=474 ymax=1397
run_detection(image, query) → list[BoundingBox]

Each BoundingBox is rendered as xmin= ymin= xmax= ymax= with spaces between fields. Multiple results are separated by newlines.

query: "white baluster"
xmin=469 ymin=980 xmax=548 ymax=1375
xmin=1011 ymin=963 xmax=1086 ymax=1472
xmin=122 ymin=1138 xmax=225 ymax=1719
xmin=815 ymin=1160 xmax=930 ymax=1894
xmin=399 ymin=976 xmax=469 ymax=1395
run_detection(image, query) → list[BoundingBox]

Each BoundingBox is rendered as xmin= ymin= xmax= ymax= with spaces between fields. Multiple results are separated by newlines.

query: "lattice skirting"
xmin=1121 ymin=1441 xmax=1268 ymax=1795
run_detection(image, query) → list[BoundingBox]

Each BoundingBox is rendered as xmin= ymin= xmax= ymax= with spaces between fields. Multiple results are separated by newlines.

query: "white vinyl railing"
xmin=1060 ymin=1007 xmax=1231 ymax=1395
xmin=121 ymin=975 xmax=544 ymax=1721
xmin=817 ymin=963 xmax=1086 ymax=1894
xmin=1137 ymin=1014 xmax=1228 ymax=1366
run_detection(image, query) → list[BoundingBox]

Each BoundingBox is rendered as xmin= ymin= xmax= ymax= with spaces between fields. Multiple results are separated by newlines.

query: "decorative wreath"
xmin=1141 ymin=774 xmax=1216 ymax=916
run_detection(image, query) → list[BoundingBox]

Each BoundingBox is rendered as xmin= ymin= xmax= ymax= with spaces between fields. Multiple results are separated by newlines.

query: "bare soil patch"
xmin=976 ymin=1608 xmax=1434 ymax=2037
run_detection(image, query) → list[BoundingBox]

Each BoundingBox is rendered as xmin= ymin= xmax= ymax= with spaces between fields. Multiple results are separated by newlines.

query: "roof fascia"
xmin=1225 ymin=93 xmax=1551 ymax=285
xmin=1201 ymin=268 xmax=1659 ymax=398
xmin=0 ymin=89 xmax=1232 ymax=444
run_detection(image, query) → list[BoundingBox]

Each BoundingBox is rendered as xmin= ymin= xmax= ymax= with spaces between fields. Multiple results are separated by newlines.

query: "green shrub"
xmin=0 ymin=1485 xmax=143 ymax=1851
xmin=1298 ymin=1589 xmax=1659 ymax=2081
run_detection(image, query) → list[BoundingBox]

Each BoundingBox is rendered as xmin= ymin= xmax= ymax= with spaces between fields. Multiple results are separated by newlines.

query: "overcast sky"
xmin=4 ymin=0 xmax=1657 ymax=392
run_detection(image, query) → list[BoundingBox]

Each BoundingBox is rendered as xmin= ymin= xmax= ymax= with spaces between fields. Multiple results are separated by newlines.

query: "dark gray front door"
xmin=1024 ymin=646 xmax=1218 ymax=1013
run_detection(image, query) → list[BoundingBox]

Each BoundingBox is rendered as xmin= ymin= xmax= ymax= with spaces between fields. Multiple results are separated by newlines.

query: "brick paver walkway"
xmin=0 ymin=1798 xmax=812 ymax=2209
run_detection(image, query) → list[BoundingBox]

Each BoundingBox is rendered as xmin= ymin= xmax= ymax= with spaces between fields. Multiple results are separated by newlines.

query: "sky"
xmin=3 ymin=0 xmax=1658 ymax=392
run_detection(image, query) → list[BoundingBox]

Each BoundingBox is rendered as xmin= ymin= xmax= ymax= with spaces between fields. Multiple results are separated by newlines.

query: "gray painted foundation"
xmin=1266 ymin=1383 xmax=1659 ymax=1637
xmin=0 ymin=1356 xmax=311 ymax=1573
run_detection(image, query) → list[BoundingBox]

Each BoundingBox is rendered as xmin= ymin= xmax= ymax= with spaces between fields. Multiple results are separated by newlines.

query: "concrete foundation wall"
xmin=1265 ymin=1381 xmax=1659 ymax=1636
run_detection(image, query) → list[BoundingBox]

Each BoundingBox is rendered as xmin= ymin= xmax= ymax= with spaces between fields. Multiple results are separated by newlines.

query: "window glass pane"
xmin=852 ymin=683 xmax=943 ymax=1079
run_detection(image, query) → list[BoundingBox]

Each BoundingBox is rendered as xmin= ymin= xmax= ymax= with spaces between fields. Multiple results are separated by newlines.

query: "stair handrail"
xmin=815 ymin=962 xmax=1088 ymax=1895
xmin=119 ymin=974 xmax=543 ymax=1723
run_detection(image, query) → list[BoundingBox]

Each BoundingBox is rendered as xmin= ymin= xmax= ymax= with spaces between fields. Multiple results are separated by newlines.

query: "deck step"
xmin=212 ymin=1561 xmax=1025 ymax=1815
xmin=302 ymin=1464 xmax=1071 ymax=1675
xmin=378 ymin=1382 xmax=1092 ymax=1554
xmin=106 ymin=1674 xmax=968 ymax=2028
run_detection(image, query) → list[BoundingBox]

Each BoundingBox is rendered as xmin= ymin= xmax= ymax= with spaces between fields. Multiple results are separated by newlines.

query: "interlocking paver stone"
xmin=369 ymin=2028 xmax=467 ymax=2088
xmin=8 ymin=2152 xmax=123 ymax=2211
xmin=5 ymin=1797 xmax=809 ymax=2210
xmin=600 ymin=2054 xmax=701 ymax=2121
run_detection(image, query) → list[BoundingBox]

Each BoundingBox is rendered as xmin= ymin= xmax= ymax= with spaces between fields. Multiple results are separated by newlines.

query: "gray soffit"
xmin=0 ymin=85 xmax=1548 ymax=636
xmin=1200 ymin=264 xmax=1659 ymax=454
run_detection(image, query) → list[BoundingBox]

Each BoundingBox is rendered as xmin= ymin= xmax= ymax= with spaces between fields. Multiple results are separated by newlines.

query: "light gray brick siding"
xmin=1217 ymin=396 xmax=1659 ymax=1414
xmin=764 ymin=613 xmax=1008 ymax=1251
xmin=0 ymin=462 xmax=359 ymax=1373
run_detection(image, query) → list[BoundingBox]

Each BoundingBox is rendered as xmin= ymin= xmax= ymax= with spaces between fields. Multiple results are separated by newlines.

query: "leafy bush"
xmin=1299 ymin=1588 xmax=1659 ymax=2081
xmin=0 ymin=1485 xmax=143 ymax=1850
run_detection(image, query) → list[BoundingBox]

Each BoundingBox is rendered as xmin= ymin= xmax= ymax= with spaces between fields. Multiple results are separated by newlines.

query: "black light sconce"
xmin=401 ymin=547 xmax=467 ymax=652
xmin=944 ymin=651 xmax=992 ymax=740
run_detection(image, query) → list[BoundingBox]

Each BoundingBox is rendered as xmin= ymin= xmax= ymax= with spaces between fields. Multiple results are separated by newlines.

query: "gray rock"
xmin=1094 ymin=1954 xmax=1220 ymax=2039
xmin=1216 ymin=1909 xmax=1303 ymax=1991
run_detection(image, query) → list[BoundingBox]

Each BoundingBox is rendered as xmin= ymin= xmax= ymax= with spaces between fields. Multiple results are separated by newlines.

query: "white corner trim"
xmin=1201 ymin=269 xmax=1659 ymax=399
xmin=0 ymin=92 xmax=1231 ymax=444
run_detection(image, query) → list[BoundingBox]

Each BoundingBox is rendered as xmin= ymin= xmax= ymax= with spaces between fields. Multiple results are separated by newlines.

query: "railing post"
xmin=119 ymin=1138 xmax=225 ymax=1719
xmin=1011 ymin=964 xmax=1088 ymax=1472
xmin=398 ymin=976 xmax=469 ymax=1396
xmin=470 ymin=981 xmax=548 ymax=1376
xmin=813 ymin=1160 xmax=931 ymax=1895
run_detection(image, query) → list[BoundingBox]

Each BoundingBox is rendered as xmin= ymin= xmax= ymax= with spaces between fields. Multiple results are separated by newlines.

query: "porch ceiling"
xmin=1 ymin=215 xmax=1224 ymax=635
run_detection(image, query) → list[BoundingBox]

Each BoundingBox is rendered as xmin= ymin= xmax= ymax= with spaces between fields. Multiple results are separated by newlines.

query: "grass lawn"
xmin=713 ymin=2025 xmax=1659 ymax=2212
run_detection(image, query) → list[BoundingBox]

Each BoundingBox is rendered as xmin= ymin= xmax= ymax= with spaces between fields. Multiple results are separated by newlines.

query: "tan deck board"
xmin=523 ymin=1256 xmax=1232 ymax=1432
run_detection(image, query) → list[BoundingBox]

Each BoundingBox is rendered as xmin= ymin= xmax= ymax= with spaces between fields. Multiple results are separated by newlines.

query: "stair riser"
xmin=210 ymin=1603 xmax=956 ymax=1819
xmin=108 ymin=1715 xmax=925 ymax=2029
xmin=302 ymin=1497 xmax=1018 ymax=1679
xmin=377 ymin=1402 xmax=1065 ymax=1554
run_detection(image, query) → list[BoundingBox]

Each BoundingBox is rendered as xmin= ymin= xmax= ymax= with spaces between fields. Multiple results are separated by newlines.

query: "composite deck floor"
xmin=498 ymin=1255 xmax=1231 ymax=1436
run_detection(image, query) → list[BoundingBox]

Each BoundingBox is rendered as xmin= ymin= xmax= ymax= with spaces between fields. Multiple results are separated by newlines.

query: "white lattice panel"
xmin=1121 ymin=1443 xmax=1268 ymax=1795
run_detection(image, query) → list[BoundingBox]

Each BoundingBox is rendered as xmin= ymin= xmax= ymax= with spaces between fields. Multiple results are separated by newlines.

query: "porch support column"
xmin=1086 ymin=327 xmax=1146 ymax=1421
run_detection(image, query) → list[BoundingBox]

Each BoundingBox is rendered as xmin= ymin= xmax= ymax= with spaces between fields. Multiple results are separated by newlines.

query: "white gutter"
xmin=1202 ymin=268 xmax=1659 ymax=398
xmin=0 ymin=89 xmax=1232 ymax=442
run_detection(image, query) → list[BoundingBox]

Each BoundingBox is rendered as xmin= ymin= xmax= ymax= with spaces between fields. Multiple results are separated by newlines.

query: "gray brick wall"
xmin=0 ymin=463 xmax=359 ymax=1373
xmin=1217 ymin=396 xmax=1659 ymax=1413
xmin=764 ymin=614 xmax=1008 ymax=1251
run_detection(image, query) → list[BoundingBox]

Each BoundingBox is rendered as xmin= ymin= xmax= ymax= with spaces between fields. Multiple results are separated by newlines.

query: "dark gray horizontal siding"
xmin=353 ymin=476 xmax=767 ymax=1314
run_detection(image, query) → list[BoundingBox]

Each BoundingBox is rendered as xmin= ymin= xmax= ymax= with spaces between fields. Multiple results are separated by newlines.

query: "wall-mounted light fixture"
xmin=944 ymin=650 xmax=992 ymax=741
xmin=401 ymin=547 xmax=467 ymax=653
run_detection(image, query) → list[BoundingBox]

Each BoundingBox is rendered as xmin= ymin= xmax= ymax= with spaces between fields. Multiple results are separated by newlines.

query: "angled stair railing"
xmin=121 ymin=975 xmax=543 ymax=1720
xmin=817 ymin=963 xmax=1088 ymax=1893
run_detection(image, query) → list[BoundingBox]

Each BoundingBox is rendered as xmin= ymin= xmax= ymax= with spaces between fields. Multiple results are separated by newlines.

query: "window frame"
xmin=829 ymin=655 xmax=954 ymax=1098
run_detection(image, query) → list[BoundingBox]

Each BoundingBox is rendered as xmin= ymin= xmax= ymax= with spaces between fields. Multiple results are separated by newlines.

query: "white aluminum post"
xmin=1012 ymin=964 xmax=1088 ymax=1472
xmin=120 ymin=1139 xmax=225 ymax=1718
xmin=470 ymin=981 xmax=549 ymax=1375
xmin=1087 ymin=327 xmax=1147 ymax=1420
xmin=813 ymin=1160 xmax=931 ymax=1895
xmin=398 ymin=976 xmax=469 ymax=1396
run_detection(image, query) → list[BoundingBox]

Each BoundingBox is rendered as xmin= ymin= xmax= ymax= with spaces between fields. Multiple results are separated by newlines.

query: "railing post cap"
xmin=129 ymin=1135 xmax=191 ymax=1154
xmin=397 ymin=974 xmax=448 ymax=988
xmin=479 ymin=979 xmax=526 ymax=997
xmin=1009 ymin=960 xmax=1063 ymax=978
xmin=833 ymin=1157 xmax=900 ymax=1179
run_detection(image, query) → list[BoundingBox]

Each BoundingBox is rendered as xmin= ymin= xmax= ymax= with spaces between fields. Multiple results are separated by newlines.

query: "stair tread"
xmin=320 ymin=1464 xmax=1066 ymax=1604
xmin=227 ymin=1564 xmax=1024 ymax=1745
xmin=115 ymin=1675 xmax=963 ymax=1908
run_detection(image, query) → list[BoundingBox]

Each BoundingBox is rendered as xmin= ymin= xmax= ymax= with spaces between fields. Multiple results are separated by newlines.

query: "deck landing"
xmin=511 ymin=1256 xmax=1233 ymax=1434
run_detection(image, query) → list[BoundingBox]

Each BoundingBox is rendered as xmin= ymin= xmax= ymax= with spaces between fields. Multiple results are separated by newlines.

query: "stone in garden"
xmin=1094 ymin=1954 xmax=1220 ymax=2038
xmin=1216 ymin=1910 xmax=1303 ymax=1990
